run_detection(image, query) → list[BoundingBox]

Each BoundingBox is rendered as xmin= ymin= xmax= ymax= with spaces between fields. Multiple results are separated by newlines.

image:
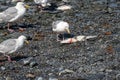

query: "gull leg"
xmin=57 ymin=34 xmax=60 ymax=41
xmin=7 ymin=23 xmax=14 ymax=32
xmin=4 ymin=54 xmax=12 ymax=62
xmin=63 ymin=34 xmax=65 ymax=40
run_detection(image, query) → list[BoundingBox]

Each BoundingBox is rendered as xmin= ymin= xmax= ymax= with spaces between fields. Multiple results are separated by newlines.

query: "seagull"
xmin=11 ymin=0 xmax=24 ymax=2
xmin=52 ymin=20 xmax=70 ymax=41
xmin=34 ymin=0 xmax=49 ymax=6
xmin=34 ymin=0 xmax=51 ymax=10
xmin=0 ymin=35 xmax=29 ymax=62
xmin=0 ymin=2 xmax=29 ymax=32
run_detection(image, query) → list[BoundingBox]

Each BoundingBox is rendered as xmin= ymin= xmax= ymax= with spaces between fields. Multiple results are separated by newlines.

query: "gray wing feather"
xmin=0 ymin=39 xmax=17 ymax=53
xmin=0 ymin=7 xmax=18 ymax=22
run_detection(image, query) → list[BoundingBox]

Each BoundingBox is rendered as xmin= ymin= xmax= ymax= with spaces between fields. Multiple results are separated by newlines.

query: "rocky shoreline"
xmin=0 ymin=0 xmax=120 ymax=80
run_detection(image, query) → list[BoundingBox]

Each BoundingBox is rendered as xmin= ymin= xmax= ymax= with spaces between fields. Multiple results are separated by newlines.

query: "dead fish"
xmin=60 ymin=35 xmax=97 ymax=43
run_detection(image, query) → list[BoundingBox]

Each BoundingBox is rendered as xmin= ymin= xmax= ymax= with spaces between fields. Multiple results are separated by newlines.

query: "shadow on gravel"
xmin=0 ymin=55 xmax=28 ymax=62
xmin=11 ymin=55 xmax=28 ymax=61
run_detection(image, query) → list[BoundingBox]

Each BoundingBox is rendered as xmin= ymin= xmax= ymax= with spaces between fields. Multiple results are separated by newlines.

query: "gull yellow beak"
xmin=24 ymin=5 xmax=30 ymax=9
xmin=25 ymin=40 xmax=29 ymax=44
xmin=65 ymin=28 xmax=70 ymax=34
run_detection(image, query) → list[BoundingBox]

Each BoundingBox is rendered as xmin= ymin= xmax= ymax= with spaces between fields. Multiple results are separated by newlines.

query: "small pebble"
xmin=30 ymin=61 xmax=37 ymax=67
xmin=1 ymin=66 xmax=6 ymax=71
xmin=49 ymin=77 xmax=58 ymax=80
xmin=35 ymin=77 xmax=44 ymax=80
xmin=6 ymin=77 xmax=13 ymax=80
xmin=59 ymin=69 xmax=74 ymax=75
xmin=26 ymin=73 xmax=35 ymax=78
xmin=22 ymin=57 xmax=33 ymax=65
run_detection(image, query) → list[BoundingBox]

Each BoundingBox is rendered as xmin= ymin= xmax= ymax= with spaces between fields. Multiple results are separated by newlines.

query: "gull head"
xmin=16 ymin=2 xmax=25 ymax=7
xmin=18 ymin=35 xmax=29 ymax=44
xmin=16 ymin=2 xmax=30 ymax=9
xmin=65 ymin=27 xmax=70 ymax=34
xmin=62 ymin=22 xmax=70 ymax=33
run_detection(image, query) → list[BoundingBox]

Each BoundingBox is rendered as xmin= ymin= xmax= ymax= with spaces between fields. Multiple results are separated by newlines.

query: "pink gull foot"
xmin=6 ymin=55 xmax=16 ymax=62
xmin=5 ymin=55 xmax=12 ymax=62
xmin=7 ymin=28 xmax=15 ymax=33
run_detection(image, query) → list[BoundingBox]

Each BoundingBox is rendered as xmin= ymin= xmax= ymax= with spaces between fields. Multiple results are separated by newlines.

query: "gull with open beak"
xmin=52 ymin=20 xmax=70 ymax=41
xmin=0 ymin=2 xmax=30 ymax=32
xmin=0 ymin=35 xmax=29 ymax=62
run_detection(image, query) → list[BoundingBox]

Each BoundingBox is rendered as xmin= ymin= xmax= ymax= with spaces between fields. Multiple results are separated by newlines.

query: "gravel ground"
xmin=0 ymin=0 xmax=120 ymax=80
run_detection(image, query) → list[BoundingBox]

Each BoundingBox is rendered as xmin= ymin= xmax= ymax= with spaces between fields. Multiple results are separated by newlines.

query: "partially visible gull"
xmin=34 ymin=0 xmax=51 ymax=8
xmin=62 ymin=0 xmax=68 ymax=3
xmin=0 ymin=35 xmax=29 ymax=62
xmin=0 ymin=2 xmax=29 ymax=32
xmin=12 ymin=0 xmax=24 ymax=2
xmin=52 ymin=20 xmax=70 ymax=41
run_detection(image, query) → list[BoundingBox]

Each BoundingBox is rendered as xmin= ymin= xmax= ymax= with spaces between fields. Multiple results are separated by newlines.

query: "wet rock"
xmin=26 ymin=73 xmax=35 ymax=78
xmin=48 ymin=73 xmax=58 ymax=80
xmin=116 ymin=74 xmax=120 ymax=80
xmin=58 ymin=69 xmax=74 ymax=75
xmin=109 ymin=3 xmax=118 ymax=8
xmin=22 ymin=57 xmax=33 ymax=65
xmin=1 ymin=66 xmax=6 ymax=71
xmin=86 ymin=73 xmax=105 ymax=80
xmin=35 ymin=77 xmax=44 ymax=80
xmin=6 ymin=77 xmax=13 ymax=80
xmin=49 ymin=77 xmax=58 ymax=80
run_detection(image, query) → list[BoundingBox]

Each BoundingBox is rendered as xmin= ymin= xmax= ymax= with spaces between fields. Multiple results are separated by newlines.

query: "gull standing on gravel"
xmin=0 ymin=2 xmax=29 ymax=32
xmin=52 ymin=20 xmax=70 ymax=41
xmin=0 ymin=35 xmax=29 ymax=62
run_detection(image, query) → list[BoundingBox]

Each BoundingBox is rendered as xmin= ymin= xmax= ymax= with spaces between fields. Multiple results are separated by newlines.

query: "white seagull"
xmin=0 ymin=2 xmax=29 ymax=32
xmin=0 ymin=35 xmax=29 ymax=62
xmin=52 ymin=20 xmax=70 ymax=41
